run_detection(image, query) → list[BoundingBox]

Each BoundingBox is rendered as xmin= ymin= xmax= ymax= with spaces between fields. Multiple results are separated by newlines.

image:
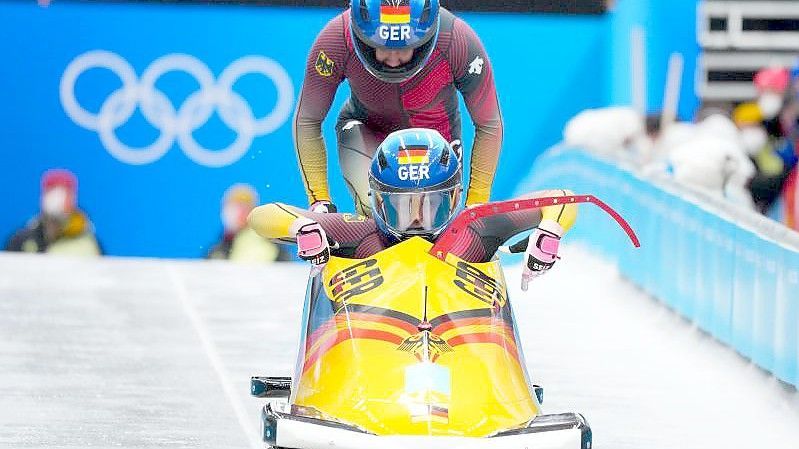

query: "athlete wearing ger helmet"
xmin=368 ymin=129 xmax=462 ymax=243
xmin=294 ymin=0 xmax=502 ymax=215
xmin=250 ymin=129 xmax=578 ymax=289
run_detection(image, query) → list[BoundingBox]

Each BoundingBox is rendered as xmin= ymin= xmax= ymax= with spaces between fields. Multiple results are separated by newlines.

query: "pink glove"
xmin=521 ymin=219 xmax=563 ymax=291
xmin=310 ymin=200 xmax=337 ymax=214
xmin=296 ymin=222 xmax=331 ymax=266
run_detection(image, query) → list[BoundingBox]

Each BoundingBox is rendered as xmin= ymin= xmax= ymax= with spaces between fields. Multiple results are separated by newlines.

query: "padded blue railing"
xmin=518 ymin=147 xmax=799 ymax=387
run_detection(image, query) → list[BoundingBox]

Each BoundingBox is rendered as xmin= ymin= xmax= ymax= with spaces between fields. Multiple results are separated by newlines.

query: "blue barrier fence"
xmin=518 ymin=148 xmax=799 ymax=387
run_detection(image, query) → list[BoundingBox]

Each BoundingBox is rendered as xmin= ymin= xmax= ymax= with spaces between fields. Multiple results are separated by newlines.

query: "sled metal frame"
xmin=260 ymin=402 xmax=592 ymax=449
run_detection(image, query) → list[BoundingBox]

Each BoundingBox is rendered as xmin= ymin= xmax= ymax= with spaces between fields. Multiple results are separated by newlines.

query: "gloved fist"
xmin=296 ymin=222 xmax=331 ymax=266
xmin=310 ymin=200 xmax=337 ymax=214
xmin=521 ymin=219 xmax=563 ymax=291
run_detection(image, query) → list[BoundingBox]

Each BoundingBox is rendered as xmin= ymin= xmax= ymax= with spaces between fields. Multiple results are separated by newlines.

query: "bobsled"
xmin=252 ymin=195 xmax=639 ymax=449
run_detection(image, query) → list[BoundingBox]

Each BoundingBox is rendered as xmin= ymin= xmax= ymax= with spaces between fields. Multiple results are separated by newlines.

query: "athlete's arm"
xmin=294 ymin=14 xmax=348 ymax=205
xmin=449 ymin=18 xmax=503 ymax=205
xmin=248 ymin=203 xmax=378 ymax=256
xmin=248 ymin=203 xmax=308 ymax=244
xmin=452 ymin=190 xmax=578 ymax=262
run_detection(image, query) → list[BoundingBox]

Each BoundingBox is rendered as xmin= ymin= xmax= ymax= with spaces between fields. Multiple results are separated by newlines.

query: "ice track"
xmin=1 ymin=247 xmax=798 ymax=448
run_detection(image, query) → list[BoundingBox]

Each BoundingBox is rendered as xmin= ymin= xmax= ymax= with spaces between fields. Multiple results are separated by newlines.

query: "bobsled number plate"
xmin=453 ymin=261 xmax=506 ymax=307
xmin=328 ymin=259 xmax=384 ymax=302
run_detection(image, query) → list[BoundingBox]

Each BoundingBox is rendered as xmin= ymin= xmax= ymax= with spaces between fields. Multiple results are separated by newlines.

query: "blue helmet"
xmin=368 ymin=128 xmax=462 ymax=241
xmin=350 ymin=0 xmax=440 ymax=83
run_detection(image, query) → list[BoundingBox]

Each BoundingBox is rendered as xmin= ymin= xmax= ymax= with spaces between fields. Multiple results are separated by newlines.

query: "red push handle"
xmin=429 ymin=194 xmax=640 ymax=261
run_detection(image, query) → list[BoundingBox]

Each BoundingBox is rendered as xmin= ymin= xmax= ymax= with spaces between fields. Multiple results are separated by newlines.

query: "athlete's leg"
xmin=336 ymin=118 xmax=385 ymax=216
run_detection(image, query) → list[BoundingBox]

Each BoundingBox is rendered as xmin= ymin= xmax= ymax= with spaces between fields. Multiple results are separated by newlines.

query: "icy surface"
xmin=0 ymin=247 xmax=797 ymax=448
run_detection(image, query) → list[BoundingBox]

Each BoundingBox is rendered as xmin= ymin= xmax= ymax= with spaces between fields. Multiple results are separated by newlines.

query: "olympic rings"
xmin=60 ymin=50 xmax=294 ymax=167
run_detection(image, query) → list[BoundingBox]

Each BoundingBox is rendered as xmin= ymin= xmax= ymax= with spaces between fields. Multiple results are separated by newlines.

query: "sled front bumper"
xmin=260 ymin=404 xmax=592 ymax=449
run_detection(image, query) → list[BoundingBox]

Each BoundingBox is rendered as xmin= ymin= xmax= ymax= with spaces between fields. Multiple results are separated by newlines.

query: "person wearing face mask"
xmin=207 ymin=184 xmax=290 ymax=262
xmin=754 ymin=66 xmax=791 ymax=139
xmin=4 ymin=169 xmax=102 ymax=256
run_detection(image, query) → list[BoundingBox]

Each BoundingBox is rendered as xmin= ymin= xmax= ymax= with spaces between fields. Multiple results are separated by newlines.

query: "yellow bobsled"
xmin=251 ymin=195 xmax=639 ymax=449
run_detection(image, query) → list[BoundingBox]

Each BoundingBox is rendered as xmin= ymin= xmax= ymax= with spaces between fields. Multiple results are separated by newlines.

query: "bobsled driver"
xmin=251 ymin=129 xmax=576 ymax=289
xmin=295 ymin=0 xmax=502 ymax=215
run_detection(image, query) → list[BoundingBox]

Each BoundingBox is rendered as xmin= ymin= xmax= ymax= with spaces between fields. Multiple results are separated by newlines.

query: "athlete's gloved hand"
xmin=521 ymin=219 xmax=563 ymax=291
xmin=310 ymin=200 xmax=337 ymax=214
xmin=295 ymin=222 xmax=331 ymax=266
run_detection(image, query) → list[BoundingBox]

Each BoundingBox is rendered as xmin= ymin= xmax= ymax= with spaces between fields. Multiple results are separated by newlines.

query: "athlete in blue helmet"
xmin=349 ymin=0 xmax=439 ymax=83
xmin=250 ymin=129 xmax=579 ymax=289
xmin=368 ymin=128 xmax=462 ymax=242
xmin=295 ymin=0 xmax=503 ymax=215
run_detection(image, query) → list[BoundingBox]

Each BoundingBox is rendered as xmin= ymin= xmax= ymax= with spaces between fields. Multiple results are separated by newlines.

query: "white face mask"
xmin=42 ymin=187 xmax=69 ymax=218
xmin=740 ymin=127 xmax=768 ymax=156
xmin=758 ymin=92 xmax=783 ymax=119
xmin=222 ymin=203 xmax=247 ymax=233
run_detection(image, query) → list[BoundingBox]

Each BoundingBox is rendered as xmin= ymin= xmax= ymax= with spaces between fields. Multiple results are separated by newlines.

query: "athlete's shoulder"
xmin=449 ymin=9 xmax=482 ymax=44
xmin=434 ymin=8 xmax=457 ymax=50
xmin=309 ymin=10 xmax=353 ymax=79
xmin=438 ymin=7 xmax=458 ymax=31
xmin=437 ymin=8 xmax=484 ymax=58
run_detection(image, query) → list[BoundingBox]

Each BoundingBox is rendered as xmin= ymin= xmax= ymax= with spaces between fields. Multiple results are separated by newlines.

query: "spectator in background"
xmin=754 ymin=66 xmax=791 ymax=140
xmin=207 ymin=184 xmax=290 ymax=263
xmin=750 ymin=63 xmax=799 ymax=227
xmin=5 ymin=169 xmax=102 ymax=256
xmin=733 ymin=102 xmax=789 ymax=213
xmin=562 ymin=105 xmax=757 ymax=209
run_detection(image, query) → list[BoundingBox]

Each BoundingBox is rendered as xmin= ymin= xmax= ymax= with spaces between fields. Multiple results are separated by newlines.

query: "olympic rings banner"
xmin=0 ymin=1 xmax=608 ymax=257
xmin=0 ymin=2 xmax=351 ymax=257
xmin=60 ymin=51 xmax=295 ymax=168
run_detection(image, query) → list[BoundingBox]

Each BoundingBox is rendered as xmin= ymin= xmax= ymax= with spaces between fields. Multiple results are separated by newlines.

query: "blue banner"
xmin=0 ymin=1 xmax=608 ymax=257
xmin=1 ymin=2 xmax=340 ymax=257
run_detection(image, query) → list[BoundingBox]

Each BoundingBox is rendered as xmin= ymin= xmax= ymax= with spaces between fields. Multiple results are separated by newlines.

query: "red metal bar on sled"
xmin=430 ymin=194 xmax=641 ymax=261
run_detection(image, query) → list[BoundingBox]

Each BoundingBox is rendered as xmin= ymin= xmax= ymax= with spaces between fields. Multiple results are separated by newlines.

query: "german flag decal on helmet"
xmin=398 ymin=146 xmax=429 ymax=164
xmin=380 ymin=2 xmax=411 ymax=24
xmin=315 ymin=51 xmax=335 ymax=77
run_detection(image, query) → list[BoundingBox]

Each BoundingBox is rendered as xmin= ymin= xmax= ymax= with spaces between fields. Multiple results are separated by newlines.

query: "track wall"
xmin=519 ymin=147 xmax=799 ymax=387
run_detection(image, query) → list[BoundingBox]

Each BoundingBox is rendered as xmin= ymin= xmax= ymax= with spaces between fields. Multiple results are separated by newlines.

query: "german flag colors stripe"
xmin=398 ymin=147 xmax=429 ymax=164
xmin=380 ymin=5 xmax=411 ymax=23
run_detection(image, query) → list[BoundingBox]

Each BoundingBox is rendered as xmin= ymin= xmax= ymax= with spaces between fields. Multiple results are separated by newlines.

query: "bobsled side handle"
xmin=430 ymin=195 xmax=640 ymax=261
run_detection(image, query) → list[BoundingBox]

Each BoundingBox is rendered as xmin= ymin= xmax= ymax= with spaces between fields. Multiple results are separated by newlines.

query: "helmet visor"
xmin=372 ymin=187 xmax=460 ymax=235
